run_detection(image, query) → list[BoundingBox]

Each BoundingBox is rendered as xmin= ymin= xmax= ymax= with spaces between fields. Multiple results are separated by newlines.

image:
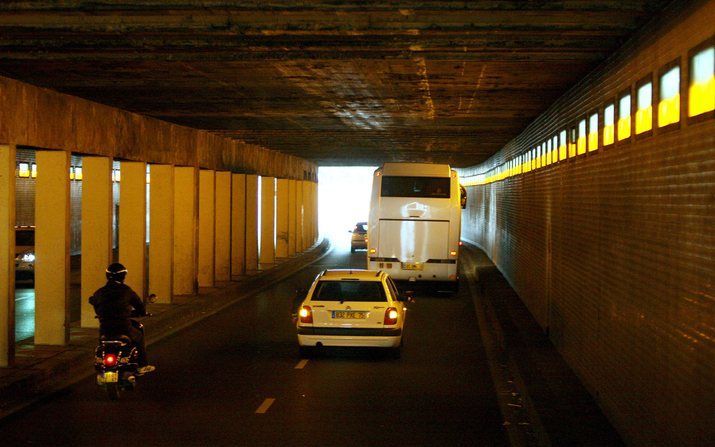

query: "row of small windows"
xmin=17 ymin=162 xmax=139 ymax=183
xmin=463 ymin=41 xmax=714 ymax=186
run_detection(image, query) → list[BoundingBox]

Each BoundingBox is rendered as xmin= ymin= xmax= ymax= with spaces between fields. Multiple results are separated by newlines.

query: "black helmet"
xmin=106 ymin=263 xmax=128 ymax=283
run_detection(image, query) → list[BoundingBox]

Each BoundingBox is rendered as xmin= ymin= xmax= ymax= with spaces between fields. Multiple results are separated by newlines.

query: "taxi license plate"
xmin=402 ymin=262 xmax=423 ymax=270
xmin=332 ymin=311 xmax=367 ymax=319
xmin=103 ymin=371 xmax=118 ymax=383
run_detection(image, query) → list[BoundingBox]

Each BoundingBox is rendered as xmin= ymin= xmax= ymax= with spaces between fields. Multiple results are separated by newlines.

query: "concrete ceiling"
xmin=0 ymin=1 xmax=672 ymax=167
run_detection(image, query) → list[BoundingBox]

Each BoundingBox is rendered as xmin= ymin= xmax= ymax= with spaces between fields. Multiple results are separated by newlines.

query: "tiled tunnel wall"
xmin=460 ymin=2 xmax=714 ymax=446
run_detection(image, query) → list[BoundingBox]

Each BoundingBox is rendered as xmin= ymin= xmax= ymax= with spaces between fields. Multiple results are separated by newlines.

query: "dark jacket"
xmin=89 ymin=281 xmax=146 ymax=335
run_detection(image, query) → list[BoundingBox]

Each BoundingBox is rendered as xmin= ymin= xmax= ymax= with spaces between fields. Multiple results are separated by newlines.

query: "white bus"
xmin=367 ymin=163 xmax=465 ymax=291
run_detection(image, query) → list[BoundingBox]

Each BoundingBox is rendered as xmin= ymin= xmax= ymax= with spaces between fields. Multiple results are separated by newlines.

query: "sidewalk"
xmin=0 ymin=241 xmax=330 ymax=419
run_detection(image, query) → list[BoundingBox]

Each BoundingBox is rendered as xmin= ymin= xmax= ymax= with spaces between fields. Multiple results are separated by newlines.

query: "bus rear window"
xmin=381 ymin=176 xmax=450 ymax=198
xmin=313 ymin=281 xmax=387 ymax=302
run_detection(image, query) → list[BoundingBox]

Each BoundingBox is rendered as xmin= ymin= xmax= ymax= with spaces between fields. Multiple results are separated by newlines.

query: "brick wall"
xmin=460 ymin=1 xmax=714 ymax=445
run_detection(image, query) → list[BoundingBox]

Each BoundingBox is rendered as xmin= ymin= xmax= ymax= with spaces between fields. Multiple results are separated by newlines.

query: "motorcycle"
xmin=94 ymin=294 xmax=155 ymax=400
xmin=94 ymin=318 xmax=148 ymax=400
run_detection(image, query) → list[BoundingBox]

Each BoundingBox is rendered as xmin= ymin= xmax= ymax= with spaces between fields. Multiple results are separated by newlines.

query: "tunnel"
xmin=0 ymin=1 xmax=713 ymax=446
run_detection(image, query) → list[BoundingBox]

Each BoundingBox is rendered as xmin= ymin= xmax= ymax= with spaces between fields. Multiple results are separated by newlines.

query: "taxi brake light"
xmin=299 ymin=306 xmax=313 ymax=324
xmin=384 ymin=307 xmax=398 ymax=325
xmin=103 ymin=354 xmax=117 ymax=366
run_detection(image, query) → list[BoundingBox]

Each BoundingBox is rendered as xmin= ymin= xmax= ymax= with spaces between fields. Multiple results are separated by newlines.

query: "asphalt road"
xmin=0 ymin=247 xmax=507 ymax=446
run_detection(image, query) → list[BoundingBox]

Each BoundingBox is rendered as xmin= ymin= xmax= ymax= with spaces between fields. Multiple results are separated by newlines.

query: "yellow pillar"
xmin=81 ymin=156 xmax=112 ymax=328
xmin=173 ymin=167 xmax=197 ymax=296
xmin=245 ymin=174 xmax=259 ymax=272
xmin=302 ymin=180 xmax=310 ymax=250
xmin=198 ymin=170 xmax=215 ymax=288
xmin=230 ymin=173 xmax=246 ymax=278
xmin=118 ymin=161 xmax=147 ymax=298
xmin=215 ymin=171 xmax=231 ymax=282
xmin=276 ymin=178 xmax=289 ymax=259
xmin=260 ymin=176 xmax=275 ymax=268
xmin=309 ymin=181 xmax=315 ymax=246
xmin=288 ymin=179 xmax=297 ymax=257
xmin=0 ymin=144 xmax=16 ymax=365
xmin=296 ymin=180 xmax=304 ymax=252
xmin=149 ymin=164 xmax=173 ymax=304
xmin=312 ymin=181 xmax=319 ymax=244
xmin=35 ymin=150 xmax=70 ymax=345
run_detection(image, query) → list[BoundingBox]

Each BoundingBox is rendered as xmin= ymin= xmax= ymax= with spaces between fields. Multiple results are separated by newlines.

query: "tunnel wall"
xmin=459 ymin=2 xmax=714 ymax=446
xmin=0 ymin=75 xmax=316 ymax=179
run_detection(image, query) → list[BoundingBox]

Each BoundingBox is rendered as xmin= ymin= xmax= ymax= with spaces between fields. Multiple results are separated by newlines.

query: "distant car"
xmin=15 ymin=226 xmax=35 ymax=282
xmin=296 ymin=269 xmax=409 ymax=357
xmin=349 ymin=222 xmax=367 ymax=252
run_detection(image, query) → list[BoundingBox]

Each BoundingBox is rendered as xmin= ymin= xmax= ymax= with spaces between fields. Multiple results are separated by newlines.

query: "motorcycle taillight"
xmin=103 ymin=354 xmax=117 ymax=366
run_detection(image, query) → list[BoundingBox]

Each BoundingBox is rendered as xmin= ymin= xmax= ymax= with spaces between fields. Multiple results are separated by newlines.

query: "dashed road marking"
xmin=295 ymin=359 xmax=309 ymax=369
xmin=255 ymin=398 xmax=276 ymax=414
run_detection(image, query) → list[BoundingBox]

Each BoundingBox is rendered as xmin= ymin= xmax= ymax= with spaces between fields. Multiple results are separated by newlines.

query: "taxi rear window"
xmin=313 ymin=281 xmax=387 ymax=302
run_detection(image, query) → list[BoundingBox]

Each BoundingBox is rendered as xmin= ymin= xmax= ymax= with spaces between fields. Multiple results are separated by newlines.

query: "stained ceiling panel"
xmin=0 ymin=1 xmax=672 ymax=166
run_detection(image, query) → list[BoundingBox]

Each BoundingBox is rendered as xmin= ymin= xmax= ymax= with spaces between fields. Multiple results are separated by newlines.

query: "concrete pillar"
xmin=312 ymin=181 xmax=319 ymax=244
xmin=118 ymin=161 xmax=147 ymax=298
xmin=35 ymin=150 xmax=70 ymax=345
xmin=302 ymin=180 xmax=310 ymax=250
xmin=296 ymin=180 xmax=304 ymax=252
xmin=276 ymin=178 xmax=289 ymax=259
xmin=81 ymin=156 xmax=113 ymax=328
xmin=315 ymin=181 xmax=320 ymax=243
xmin=245 ymin=175 xmax=259 ymax=272
xmin=149 ymin=164 xmax=173 ymax=304
xmin=308 ymin=181 xmax=315 ymax=247
xmin=173 ymin=167 xmax=197 ymax=296
xmin=198 ymin=170 xmax=215 ymax=288
xmin=288 ymin=179 xmax=297 ymax=257
xmin=230 ymin=173 xmax=246 ymax=278
xmin=260 ymin=176 xmax=275 ymax=267
xmin=215 ymin=171 xmax=231 ymax=282
xmin=0 ymin=144 xmax=16 ymax=365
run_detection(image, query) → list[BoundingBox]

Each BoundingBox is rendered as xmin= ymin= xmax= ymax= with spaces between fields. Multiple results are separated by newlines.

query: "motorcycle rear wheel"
xmin=106 ymin=383 xmax=120 ymax=400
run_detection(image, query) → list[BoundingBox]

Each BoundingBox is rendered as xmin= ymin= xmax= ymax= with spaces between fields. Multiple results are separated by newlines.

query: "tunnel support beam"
xmin=276 ymin=178 xmax=289 ymax=259
xmin=288 ymin=179 xmax=297 ymax=257
xmin=245 ymin=175 xmax=258 ymax=272
xmin=198 ymin=170 xmax=215 ymax=288
xmin=34 ymin=150 xmax=70 ymax=345
xmin=0 ymin=144 xmax=16 ymax=365
xmin=296 ymin=180 xmax=304 ymax=252
xmin=173 ymin=167 xmax=197 ymax=296
xmin=230 ymin=173 xmax=246 ymax=278
xmin=118 ymin=161 xmax=147 ymax=298
xmin=311 ymin=182 xmax=318 ymax=245
xmin=214 ymin=171 xmax=231 ymax=282
xmin=148 ymin=164 xmax=174 ymax=303
xmin=302 ymin=181 xmax=310 ymax=250
xmin=80 ymin=156 xmax=113 ymax=328
xmin=259 ymin=176 xmax=275 ymax=268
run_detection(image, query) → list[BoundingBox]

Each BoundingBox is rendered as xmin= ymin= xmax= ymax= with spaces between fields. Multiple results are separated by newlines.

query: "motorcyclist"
xmin=89 ymin=263 xmax=155 ymax=375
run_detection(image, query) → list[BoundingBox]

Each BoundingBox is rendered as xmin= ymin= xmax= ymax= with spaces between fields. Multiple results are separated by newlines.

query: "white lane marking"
xmin=255 ymin=398 xmax=276 ymax=414
xmin=294 ymin=359 xmax=309 ymax=369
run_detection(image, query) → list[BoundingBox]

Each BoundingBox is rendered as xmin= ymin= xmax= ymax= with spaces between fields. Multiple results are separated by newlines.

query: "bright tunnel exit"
xmin=318 ymin=166 xmax=376 ymax=251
